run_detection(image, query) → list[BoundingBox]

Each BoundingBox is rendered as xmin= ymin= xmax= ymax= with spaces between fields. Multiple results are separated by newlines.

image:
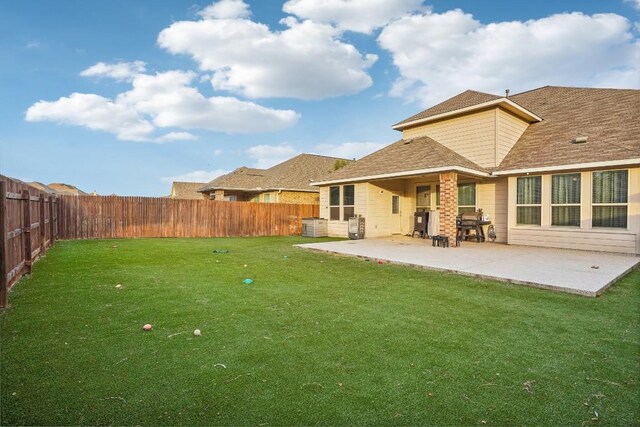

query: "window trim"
xmin=516 ymin=175 xmax=542 ymax=226
xmin=457 ymin=182 xmax=476 ymax=215
xmin=328 ymin=185 xmax=355 ymax=222
xmin=591 ymin=169 xmax=629 ymax=229
xmin=551 ymin=173 xmax=581 ymax=227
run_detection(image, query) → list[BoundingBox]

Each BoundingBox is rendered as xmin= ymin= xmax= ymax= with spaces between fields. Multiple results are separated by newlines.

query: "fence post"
xmin=22 ymin=189 xmax=32 ymax=275
xmin=0 ymin=181 xmax=7 ymax=308
xmin=39 ymin=194 xmax=46 ymax=255
xmin=49 ymin=196 xmax=55 ymax=246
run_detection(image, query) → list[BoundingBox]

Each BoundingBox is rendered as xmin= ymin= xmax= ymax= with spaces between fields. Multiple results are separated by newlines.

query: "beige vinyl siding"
xmin=496 ymin=109 xmax=529 ymax=165
xmin=476 ymin=178 xmax=508 ymax=243
xmin=507 ymin=167 xmax=640 ymax=254
xmin=322 ymin=183 xmax=367 ymax=237
xmin=402 ymin=109 xmax=498 ymax=168
xmin=508 ymin=228 xmax=637 ymax=254
xmin=365 ymin=180 xmax=405 ymax=237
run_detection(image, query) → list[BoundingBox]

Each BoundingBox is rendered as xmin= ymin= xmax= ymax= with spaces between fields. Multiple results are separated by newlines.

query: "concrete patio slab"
xmin=296 ymin=237 xmax=639 ymax=296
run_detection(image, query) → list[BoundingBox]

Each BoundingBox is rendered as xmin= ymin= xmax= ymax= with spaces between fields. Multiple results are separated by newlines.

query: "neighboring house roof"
xmin=28 ymin=182 xmax=56 ymax=194
xmin=200 ymin=154 xmax=351 ymax=193
xmin=47 ymin=183 xmax=88 ymax=195
xmin=312 ymin=136 xmax=489 ymax=185
xmin=496 ymin=86 xmax=640 ymax=173
xmin=170 ymin=181 xmax=207 ymax=199
xmin=315 ymin=86 xmax=639 ymax=185
xmin=200 ymin=167 xmax=268 ymax=192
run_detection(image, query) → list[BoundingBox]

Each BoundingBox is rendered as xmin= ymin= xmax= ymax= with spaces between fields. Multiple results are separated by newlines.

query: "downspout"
xmin=277 ymin=189 xmax=282 ymax=203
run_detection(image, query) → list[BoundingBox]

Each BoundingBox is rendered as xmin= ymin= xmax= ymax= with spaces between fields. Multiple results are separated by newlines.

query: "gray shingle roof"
xmin=200 ymin=154 xmax=351 ymax=192
xmin=314 ymin=136 xmax=489 ymax=183
xmin=498 ymin=86 xmax=640 ymax=171
xmin=170 ymin=182 xmax=207 ymax=199
xmin=47 ymin=183 xmax=88 ymax=195
xmin=317 ymin=86 xmax=639 ymax=184
xmin=393 ymin=90 xmax=502 ymax=128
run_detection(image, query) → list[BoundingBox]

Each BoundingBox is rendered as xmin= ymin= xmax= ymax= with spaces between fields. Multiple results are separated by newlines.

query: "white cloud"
xmin=378 ymin=11 xmax=640 ymax=106
xmin=199 ymin=0 xmax=250 ymax=19
xmin=245 ymin=144 xmax=299 ymax=168
xmin=25 ymin=69 xmax=299 ymax=141
xmin=118 ymin=70 xmax=300 ymax=133
xmin=80 ymin=61 xmax=146 ymax=81
xmin=162 ymin=169 xmax=228 ymax=183
xmin=25 ymin=93 xmax=154 ymax=141
xmin=157 ymin=2 xmax=377 ymax=99
xmin=283 ymin=0 xmax=424 ymax=34
xmin=155 ymin=131 xmax=198 ymax=142
xmin=213 ymin=149 xmax=223 ymax=156
xmin=313 ymin=141 xmax=386 ymax=160
xmin=624 ymin=0 xmax=640 ymax=10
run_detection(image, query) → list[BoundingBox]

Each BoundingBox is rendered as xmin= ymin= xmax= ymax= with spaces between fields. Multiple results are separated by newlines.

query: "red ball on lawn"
xmin=143 ymin=324 xmax=153 ymax=331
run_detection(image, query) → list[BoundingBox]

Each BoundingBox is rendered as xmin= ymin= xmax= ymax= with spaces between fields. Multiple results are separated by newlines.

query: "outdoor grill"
xmin=456 ymin=212 xmax=489 ymax=244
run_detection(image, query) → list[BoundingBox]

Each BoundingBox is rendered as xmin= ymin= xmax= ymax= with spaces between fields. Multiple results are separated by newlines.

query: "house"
xmin=169 ymin=181 xmax=208 ymax=199
xmin=312 ymin=86 xmax=639 ymax=255
xmin=47 ymin=183 xmax=88 ymax=196
xmin=28 ymin=182 xmax=56 ymax=194
xmin=199 ymin=153 xmax=351 ymax=204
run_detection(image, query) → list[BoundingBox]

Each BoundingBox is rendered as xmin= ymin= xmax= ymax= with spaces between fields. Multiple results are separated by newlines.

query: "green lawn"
xmin=1 ymin=237 xmax=638 ymax=426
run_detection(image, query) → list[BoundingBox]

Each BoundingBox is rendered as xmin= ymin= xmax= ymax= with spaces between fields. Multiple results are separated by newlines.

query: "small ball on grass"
xmin=193 ymin=329 xmax=202 ymax=336
xmin=143 ymin=324 xmax=153 ymax=331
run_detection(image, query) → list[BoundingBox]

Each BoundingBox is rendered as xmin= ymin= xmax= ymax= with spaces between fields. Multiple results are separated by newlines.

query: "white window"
xmin=551 ymin=173 xmax=580 ymax=226
xmin=329 ymin=185 xmax=355 ymax=221
xmin=592 ymin=170 xmax=628 ymax=228
xmin=516 ymin=176 xmax=541 ymax=225
xmin=457 ymin=183 xmax=476 ymax=214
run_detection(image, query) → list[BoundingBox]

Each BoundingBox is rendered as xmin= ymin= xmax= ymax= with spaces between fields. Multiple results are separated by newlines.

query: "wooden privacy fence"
xmin=1 ymin=183 xmax=318 ymax=307
xmin=1 ymin=175 xmax=58 ymax=308
xmin=57 ymin=195 xmax=319 ymax=239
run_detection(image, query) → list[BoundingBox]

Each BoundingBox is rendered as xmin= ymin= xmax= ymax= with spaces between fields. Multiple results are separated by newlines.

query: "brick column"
xmin=439 ymin=172 xmax=458 ymax=246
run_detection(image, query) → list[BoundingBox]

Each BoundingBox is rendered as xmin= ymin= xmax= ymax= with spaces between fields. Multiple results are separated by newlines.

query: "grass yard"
xmin=1 ymin=237 xmax=638 ymax=426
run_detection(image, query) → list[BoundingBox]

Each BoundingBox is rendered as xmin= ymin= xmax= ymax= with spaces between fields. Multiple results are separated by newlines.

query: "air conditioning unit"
xmin=302 ymin=218 xmax=328 ymax=237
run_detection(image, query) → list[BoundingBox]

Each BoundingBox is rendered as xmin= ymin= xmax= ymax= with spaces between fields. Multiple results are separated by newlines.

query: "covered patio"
xmin=296 ymin=237 xmax=639 ymax=296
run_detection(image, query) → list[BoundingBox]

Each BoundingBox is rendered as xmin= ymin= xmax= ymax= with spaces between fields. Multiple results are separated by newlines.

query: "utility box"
xmin=302 ymin=218 xmax=328 ymax=237
xmin=348 ymin=216 xmax=365 ymax=240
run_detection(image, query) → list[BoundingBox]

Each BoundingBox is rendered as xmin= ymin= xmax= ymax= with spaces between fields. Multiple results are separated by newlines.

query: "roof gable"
xmin=394 ymin=90 xmax=502 ymax=128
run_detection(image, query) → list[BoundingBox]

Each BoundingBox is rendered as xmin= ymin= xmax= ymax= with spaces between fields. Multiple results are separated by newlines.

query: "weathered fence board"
xmin=57 ymin=195 xmax=319 ymax=240
xmin=0 ymin=175 xmax=58 ymax=308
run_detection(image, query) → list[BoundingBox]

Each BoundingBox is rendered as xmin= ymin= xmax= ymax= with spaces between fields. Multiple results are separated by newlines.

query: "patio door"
xmin=391 ymin=193 xmax=402 ymax=234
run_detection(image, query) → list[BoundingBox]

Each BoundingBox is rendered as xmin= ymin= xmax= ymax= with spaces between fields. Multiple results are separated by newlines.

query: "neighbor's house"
xmin=29 ymin=182 xmax=88 ymax=196
xmin=199 ymin=154 xmax=351 ymax=205
xmin=312 ymin=86 xmax=639 ymax=254
xmin=28 ymin=182 xmax=56 ymax=194
xmin=169 ymin=181 xmax=208 ymax=199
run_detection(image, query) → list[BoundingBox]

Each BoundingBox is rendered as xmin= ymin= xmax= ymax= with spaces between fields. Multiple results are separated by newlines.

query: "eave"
xmin=393 ymin=98 xmax=542 ymax=131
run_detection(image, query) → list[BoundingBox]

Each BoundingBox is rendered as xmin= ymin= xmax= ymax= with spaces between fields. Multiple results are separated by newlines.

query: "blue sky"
xmin=1 ymin=0 xmax=638 ymax=196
